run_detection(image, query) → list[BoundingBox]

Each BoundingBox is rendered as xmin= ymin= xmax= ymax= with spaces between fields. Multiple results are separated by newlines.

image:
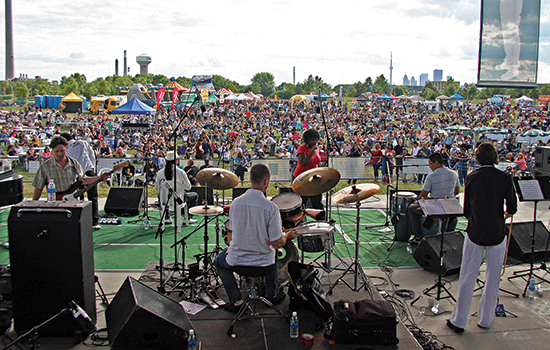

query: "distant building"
xmin=420 ymin=73 xmax=429 ymax=86
xmin=411 ymin=76 xmax=418 ymax=86
xmin=433 ymin=69 xmax=443 ymax=82
xmin=403 ymin=74 xmax=410 ymax=86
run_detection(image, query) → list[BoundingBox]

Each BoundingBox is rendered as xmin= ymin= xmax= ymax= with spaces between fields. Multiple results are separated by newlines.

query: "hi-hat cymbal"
xmin=196 ymin=168 xmax=239 ymax=190
xmin=189 ymin=205 xmax=223 ymax=217
xmin=292 ymin=167 xmax=341 ymax=196
xmin=332 ymin=183 xmax=380 ymax=204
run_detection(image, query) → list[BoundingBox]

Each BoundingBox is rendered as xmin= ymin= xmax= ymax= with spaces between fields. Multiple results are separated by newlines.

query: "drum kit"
xmin=159 ymin=165 xmax=383 ymax=303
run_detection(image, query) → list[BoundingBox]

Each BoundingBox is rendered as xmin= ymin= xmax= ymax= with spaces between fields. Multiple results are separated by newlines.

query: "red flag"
xmin=156 ymin=88 xmax=166 ymax=110
xmin=171 ymin=88 xmax=179 ymax=110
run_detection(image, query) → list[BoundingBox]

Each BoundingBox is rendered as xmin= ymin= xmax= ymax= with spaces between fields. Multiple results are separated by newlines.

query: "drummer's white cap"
xmin=166 ymin=150 xmax=177 ymax=161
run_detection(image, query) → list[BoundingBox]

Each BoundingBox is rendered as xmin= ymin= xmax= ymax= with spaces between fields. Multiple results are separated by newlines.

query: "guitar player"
xmin=31 ymin=136 xmax=108 ymax=230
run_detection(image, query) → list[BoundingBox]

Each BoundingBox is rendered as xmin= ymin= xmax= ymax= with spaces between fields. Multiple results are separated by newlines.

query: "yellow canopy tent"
xmin=60 ymin=92 xmax=84 ymax=113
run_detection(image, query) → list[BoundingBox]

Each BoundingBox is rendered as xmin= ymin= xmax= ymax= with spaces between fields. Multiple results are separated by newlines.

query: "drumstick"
xmin=293 ymin=223 xmax=317 ymax=230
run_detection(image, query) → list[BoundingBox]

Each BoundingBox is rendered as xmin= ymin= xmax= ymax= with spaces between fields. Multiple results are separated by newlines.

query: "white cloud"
xmin=0 ymin=0 xmax=549 ymax=86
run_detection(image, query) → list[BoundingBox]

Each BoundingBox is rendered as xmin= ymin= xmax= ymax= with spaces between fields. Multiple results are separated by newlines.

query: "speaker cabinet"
xmin=191 ymin=186 xmax=213 ymax=206
xmin=104 ymin=187 xmax=143 ymax=216
xmin=413 ymin=231 xmax=464 ymax=276
xmin=8 ymin=201 xmax=96 ymax=336
xmin=534 ymin=146 xmax=550 ymax=172
xmin=506 ymin=221 xmax=550 ymax=261
xmin=232 ymin=187 xmax=249 ymax=200
xmin=106 ymin=276 xmax=192 ymax=349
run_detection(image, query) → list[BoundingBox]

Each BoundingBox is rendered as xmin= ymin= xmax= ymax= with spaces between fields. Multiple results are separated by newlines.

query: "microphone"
xmin=162 ymin=179 xmax=184 ymax=205
xmin=194 ymin=87 xmax=207 ymax=113
xmin=69 ymin=301 xmax=96 ymax=334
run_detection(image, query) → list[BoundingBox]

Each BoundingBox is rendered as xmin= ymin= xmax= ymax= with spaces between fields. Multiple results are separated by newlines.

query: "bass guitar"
xmin=56 ymin=161 xmax=129 ymax=201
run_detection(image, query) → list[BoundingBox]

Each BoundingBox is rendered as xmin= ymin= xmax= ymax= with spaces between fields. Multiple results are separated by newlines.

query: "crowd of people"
xmin=1 ymin=96 xmax=549 ymax=185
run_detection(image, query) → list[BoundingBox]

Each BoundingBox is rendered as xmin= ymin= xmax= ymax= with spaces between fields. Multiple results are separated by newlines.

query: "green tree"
xmin=14 ymin=82 xmax=29 ymax=98
xmin=373 ymin=75 xmax=390 ymax=94
xmin=528 ymin=87 xmax=540 ymax=100
xmin=365 ymin=77 xmax=374 ymax=93
xmin=60 ymin=76 xmax=81 ymax=95
xmin=251 ymin=72 xmax=275 ymax=96
xmin=392 ymin=86 xmax=409 ymax=96
xmin=540 ymin=84 xmax=550 ymax=95
xmin=443 ymin=78 xmax=460 ymax=96
xmin=212 ymin=75 xmax=239 ymax=93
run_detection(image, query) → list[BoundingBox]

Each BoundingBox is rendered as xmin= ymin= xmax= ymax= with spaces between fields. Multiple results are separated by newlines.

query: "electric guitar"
xmin=56 ymin=161 xmax=129 ymax=201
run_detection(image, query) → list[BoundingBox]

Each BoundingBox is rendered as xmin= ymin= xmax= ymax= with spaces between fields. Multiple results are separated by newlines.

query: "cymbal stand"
xmin=213 ymin=191 xmax=223 ymax=251
xmin=327 ymin=200 xmax=374 ymax=297
xmin=169 ymin=226 xmax=204 ymax=296
xmin=128 ymin=164 xmax=153 ymax=227
xmin=155 ymin=190 xmax=173 ymax=294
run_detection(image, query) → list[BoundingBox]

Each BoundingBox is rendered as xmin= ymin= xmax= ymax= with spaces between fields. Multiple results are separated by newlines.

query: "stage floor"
xmin=2 ymin=262 xmax=550 ymax=350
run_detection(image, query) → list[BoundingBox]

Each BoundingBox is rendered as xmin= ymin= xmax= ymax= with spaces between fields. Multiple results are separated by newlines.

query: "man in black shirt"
xmin=447 ymin=143 xmax=517 ymax=333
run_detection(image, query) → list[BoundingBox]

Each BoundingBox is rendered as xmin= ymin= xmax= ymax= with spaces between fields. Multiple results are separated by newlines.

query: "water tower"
xmin=136 ymin=54 xmax=152 ymax=75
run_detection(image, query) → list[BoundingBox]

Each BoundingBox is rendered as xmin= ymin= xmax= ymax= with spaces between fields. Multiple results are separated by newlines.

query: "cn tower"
xmin=5 ymin=0 xmax=14 ymax=80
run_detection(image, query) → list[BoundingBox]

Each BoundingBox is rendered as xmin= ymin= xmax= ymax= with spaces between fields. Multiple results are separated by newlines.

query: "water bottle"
xmin=526 ymin=276 xmax=536 ymax=299
xmin=187 ymin=329 xmax=197 ymax=350
xmin=47 ymin=180 xmax=56 ymax=202
xmin=290 ymin=311 xmax=299 ymax=339
xmin=143 ymin=218 xmax=150 ymax=230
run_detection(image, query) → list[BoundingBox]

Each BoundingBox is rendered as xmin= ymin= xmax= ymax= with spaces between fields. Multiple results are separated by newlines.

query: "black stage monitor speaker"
xmin=8 ymin=201 xmax=96 ymax=336
xmin=191 ymin=186 xmax=214 ymax=206
xmin=104 ymin=187 xmax=143 ymax=216
xmin=106 ymin=276 xmax=192 ymax=349
xmin=413 ymin=231 xmax=464 ymax=276
xmin=232 ymin=187 xmax=249 ymax=200
xmin=506 ymin=221 xmax=550 ymax=261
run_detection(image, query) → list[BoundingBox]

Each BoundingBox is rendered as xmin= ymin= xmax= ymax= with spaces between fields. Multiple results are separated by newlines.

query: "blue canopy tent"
xmin=313 ymin=92 xmax=334 ymax=101
xmin=449 ymin=93 xmax=464 ymax=100
xmin=377 ymin=93 xmax=393 ymax=100
xmin=111 ymin=97 xmax=157 ymax=115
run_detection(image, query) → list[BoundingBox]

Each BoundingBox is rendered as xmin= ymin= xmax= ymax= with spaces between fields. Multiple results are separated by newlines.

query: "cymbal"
xmin=332 ymin=183 xmax=380 ymax=204
xmin=196 ymin=168 xmax=239 ymax=190
xmin=292 ymin=167 xmax=341 ymax=196
xmin=189 ymin=205 xmax=223 ymax=217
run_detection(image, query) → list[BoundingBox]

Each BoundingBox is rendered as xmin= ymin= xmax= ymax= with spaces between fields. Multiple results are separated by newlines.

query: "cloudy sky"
xmin=2 ymin=0 xmax=550 ymax=87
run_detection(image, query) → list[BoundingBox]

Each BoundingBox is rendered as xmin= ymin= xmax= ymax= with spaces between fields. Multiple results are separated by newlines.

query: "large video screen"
xmin=477 ymin=0 xmax=541 ymax=88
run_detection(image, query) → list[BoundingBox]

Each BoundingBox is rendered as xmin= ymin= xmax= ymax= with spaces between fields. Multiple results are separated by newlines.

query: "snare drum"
xmin=297 ymin=221 xmax=334 ymax=253
xmin=392 ymin=191 xmax=417 ymax=242
xmin=271 ymin=192 xmax=304 ymax=229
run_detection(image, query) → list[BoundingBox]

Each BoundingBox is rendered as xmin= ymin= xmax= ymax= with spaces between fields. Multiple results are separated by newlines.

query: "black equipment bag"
xmin=287 ymin=261 xmax=332 ymax=321
xmin=332 ymin=299 xmax=399 ymax=345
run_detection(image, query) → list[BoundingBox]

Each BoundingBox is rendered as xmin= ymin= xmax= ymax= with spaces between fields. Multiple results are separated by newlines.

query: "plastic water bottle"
xmin=143 ymin=218 xmax=150 ymax=230
xmin=187 ymin=329 xmax=197 ymax=350
xmin=290 ymin=311 xmax=299 ymax=339
xmin=47 ymin=180 xmax=56 ymax=202
xmin=526 ymin=276 xmax=536 ymax=299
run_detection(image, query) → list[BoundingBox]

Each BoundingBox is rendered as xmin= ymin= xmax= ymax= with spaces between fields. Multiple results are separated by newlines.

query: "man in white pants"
xmin=447 ymin=143 xmax=517 ymax=333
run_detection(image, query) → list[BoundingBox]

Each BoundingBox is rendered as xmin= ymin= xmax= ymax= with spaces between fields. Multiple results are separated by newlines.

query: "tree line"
xmin=1 ymin=71 xmax=547 ymax=102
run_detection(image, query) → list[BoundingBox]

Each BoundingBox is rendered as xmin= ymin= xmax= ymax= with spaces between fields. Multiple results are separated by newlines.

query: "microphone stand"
xmin=318 ymin=87 xmax=333 ymax=220
xmin=166 ymin=87 xmax=202 ymax=273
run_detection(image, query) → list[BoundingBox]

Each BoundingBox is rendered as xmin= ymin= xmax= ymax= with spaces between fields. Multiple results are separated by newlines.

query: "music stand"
xmin=508 ymin=176 xmax=550 ymax=296
xmin=411 ymin=197 xmax=463 ymax=305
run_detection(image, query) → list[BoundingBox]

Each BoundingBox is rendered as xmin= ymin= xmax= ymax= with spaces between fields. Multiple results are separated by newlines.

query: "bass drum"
xmin=222 ymin=220 xmax=298 ymax=284
xmin=277 ymin=240 xmax=298 ymax=284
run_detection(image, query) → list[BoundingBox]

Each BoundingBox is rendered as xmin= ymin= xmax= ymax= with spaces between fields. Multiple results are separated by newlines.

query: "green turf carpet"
xmin=0 ymin=207 xmax=467 ymax=271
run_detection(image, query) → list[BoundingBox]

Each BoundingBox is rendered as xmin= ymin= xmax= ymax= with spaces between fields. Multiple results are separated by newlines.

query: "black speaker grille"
xmin=104 ymin=187 xmax=144 ymax=216
xmin=106 ymin=277 xmax=192 ymax=349
xmin=413 ymin=231 xmax=464 ymax=276
xmin=506 ymin=221 xmax=550 ymax=261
